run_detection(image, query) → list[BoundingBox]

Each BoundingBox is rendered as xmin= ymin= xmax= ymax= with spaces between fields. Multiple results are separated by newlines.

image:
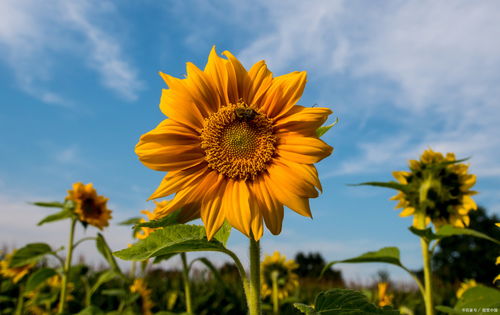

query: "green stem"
xmin=14 ymin=284 xmax=24 ymax=315
xmin=181 ymin=253 xmax=193 ymax=315
xmin=222 ymin=248 xmax=250 ymax=299
xmin=416 ymin=213 xmax=434 ymax=315
xmin=130 ymin=261 xmax=137 ymax=279
xmin=271 ymin=271 xmax=280 ymax=315
xmin=58 ymin=217 xmax=77 ymax=314
xmin=248 ymin=238 xmax=261 ymax=315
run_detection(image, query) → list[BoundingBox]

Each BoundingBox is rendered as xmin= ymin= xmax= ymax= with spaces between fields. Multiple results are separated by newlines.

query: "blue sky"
xmin=1 ymin=0 xmax=500 ymax=283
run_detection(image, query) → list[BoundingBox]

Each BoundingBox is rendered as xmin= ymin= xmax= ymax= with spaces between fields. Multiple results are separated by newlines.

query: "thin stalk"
xmin=248 ymin=238 xmax=261 ymax=315
xmin=271 ymin=271 xmax=280 ymax=315
xmin=14 ymin=284 xmax=24 ymax=315
xmin=223 ymin=248 xmax=250 ymax=298
xmin=416 ymin=212 xmax=434 ymax=315
xmin=181 ymin=253 xmax=193 ymax=315
xmin=130 ymin=261 xmax=137 ymax=279
xmin=58 ymin=217 xmax=77 ymax=314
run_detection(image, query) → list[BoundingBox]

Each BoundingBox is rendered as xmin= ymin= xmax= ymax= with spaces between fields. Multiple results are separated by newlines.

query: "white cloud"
xmin=236 ymin=0 xmax=500 ymax=180
xmin=0 ymin=0 xmax=142 ymax=105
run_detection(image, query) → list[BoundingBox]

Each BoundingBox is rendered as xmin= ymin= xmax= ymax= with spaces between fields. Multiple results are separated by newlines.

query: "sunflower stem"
xmin=416 ymin=213 xmax=434 ymax=315
xmin=248 ymin=238 xmax=261 ymax=315
xmin=271 ymin=270 xmax=280 ymax=315
xmin=58 ymin=217 xmax=77 ymax=314
xmin=14 ymin=284 xmax=24 ymax=315
xmin=181 ymin=252 xmax=193 ymax=314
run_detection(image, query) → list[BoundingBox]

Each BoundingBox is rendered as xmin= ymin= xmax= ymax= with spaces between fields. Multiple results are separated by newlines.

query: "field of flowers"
xmin=1 ymin=49 xmax=499 ymax=315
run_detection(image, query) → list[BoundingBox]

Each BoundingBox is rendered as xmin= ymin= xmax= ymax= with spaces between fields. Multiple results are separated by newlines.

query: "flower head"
xmin=130 ymin=278 xmax=154 ymax=315
xmin=136 ymin=200 xmax=168 ymax=239
xmin=66 ymin=182 xmax=112 ymax=230
xmin=391 ymin=149 xmax=477 ymax=229
xmin=377 ymin=282 xmax=393 ymax=307
xmin=0 ymin=251 xmax=35 ymax=283
xmin=261 ymin=251 xmax=299 ymax=300
xmin=456 ymin=279 xmax=477 ymax=298
xmin=136 ymin=47 xmax=333 ymax=240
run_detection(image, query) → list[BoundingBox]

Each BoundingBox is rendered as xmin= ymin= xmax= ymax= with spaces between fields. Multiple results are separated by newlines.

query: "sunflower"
xmin=377 ymin=282 xmax=393 ymax=307
xmin=456 ymin=279 xmax=477 ymax=298
xmin=261 ymin=251 xmax=299 ymax=300
xmin=66 ymin=182 xmax=112 ymax=230
xmin=135 ymin=47 xmax=333 ymax=240
xmin=130 ymin=278 xmax=154 ymax=315
xmin=136 ymin=200 xmax=168 ymax=239
xmin=391 ymin=149 xmax=477 ymax=229
xmin=0 ymin=251 xmax=35 ymax=283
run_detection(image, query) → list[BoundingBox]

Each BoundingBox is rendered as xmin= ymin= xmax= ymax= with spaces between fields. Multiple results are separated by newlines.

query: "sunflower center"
xmin=81 ymin=197 xmax=102 ymax=218
xmin=201 ymin=102 xmax=276 ymax=180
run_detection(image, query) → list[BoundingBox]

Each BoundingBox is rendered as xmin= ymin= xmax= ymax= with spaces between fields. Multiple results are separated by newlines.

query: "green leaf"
xmin=352 ymin=181 xmax=408 ymax=192
xmin=75 ymin=305 xmax=105 ymax=315
xmin=455 ymin=285 xmax=500 ymax=310
xmin=101 ymin=289 xmax=127 ymax=296
xmin=134 ymin=209 xmax=181 ymax=229
xmin=213 ymin=221 xmax=231 ymax=246
xmin=31 ymin=201 xmax=64 ymax=208
xmin=436 ymin=225 xmax=500 ymax=245
xmin=295 ymin=289 xmax=399 ymax=314
xmin=437 ymin=285 xmax=500 ymax=314
xmin=90 ymin=270 xmax=117 ymax=296
xmin=408 ymin=227 xmax=438 ymax=242
xmin=25 ymin=268 xmax=58 ymax=292
xmin=316 ymin=117 xmax=338 ymax=138
xmin=37 ymin=208 xmax=73 ymax=226
xmin=9 ymin=243 xmax=53 ymax=268
xmin=118 ymin=217 xmax=142 ymax=226
xmin=294 ymin=303 xmax=315 ymax=314
xmin=96 ymin=234 xmax=123 ymax=277
xmin=322 ymin=247 xmax=405 ymax=277
xmin=114 ymin=224 xmax=229 ymax=261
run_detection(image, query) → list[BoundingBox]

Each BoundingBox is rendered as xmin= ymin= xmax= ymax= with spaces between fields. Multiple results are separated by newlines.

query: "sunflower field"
xmin=1 ymin=45 xmax=499 ymax=315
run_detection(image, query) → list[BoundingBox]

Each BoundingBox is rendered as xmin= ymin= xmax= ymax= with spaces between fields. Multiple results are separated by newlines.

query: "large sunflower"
xmin=261 ymin=251 xmax=299 ymax=300
xmin=66 ymin=182 xmax=112 ymax=230
xmin=391 ymin=149 xmax=477 ymax=229
xmin=136 ymin=47 xmax=333 ymax=240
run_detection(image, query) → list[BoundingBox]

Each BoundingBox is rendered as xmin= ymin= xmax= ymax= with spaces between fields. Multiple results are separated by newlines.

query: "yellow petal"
xmin=265 ymin=172 xmax=312 ymax=218
xmin=274 ymin=105 xmax=332 ymax=137
xmin=223 ymin=180 xmax=252 ymax=237
xmin=399 ymin=207 xmax=415 ymax=217
xmin=201 ymin=176 xmax=227 ymax=240
xmin=392 ymin=171 xmax=409 ymax=184
xmin=277 ymin=136 xmax=333 ymax=164
xmin=247 ymin=60 xmax=273 ymax=105
xmin=204 ymin=46 xmax=230 ymax=105
xmin=251 ymin=177 xmax=284 ymax=235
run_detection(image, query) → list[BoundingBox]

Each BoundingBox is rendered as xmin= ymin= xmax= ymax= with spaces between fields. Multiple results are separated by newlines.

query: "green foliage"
xmin=322 ymin=247 xmax=407 ymax=277
xmin=134 ymin=209 xmax=181 ymax=229
xmin=95 ymin=234 xmax=123 ymax=278
xmin=432 ymin=207 xmax=500 ymax=284
xmin=436 ymin=285 xmax=500 ymax=314
xmin=316 ymin=117 xmax=338 ymax=138
xmin=117 ymin=217 xmax=142 ymax=226
xmin=89 ymin=270 xmax=117 ymax=297
xmin=114 ymin=223 xmax=231 ymax=261
xmin=410 ymin=224 xmax=500 ymax=245
xmin=294 ymin=289 xmax=400 ymax=314
xmin=31 ymin=201 xmax=65 ymax=208
xmin=354 ymin=181 xmax=408 ymax=192
xmin=36 ymin=200 xmax=75 ymax=226
xmin=25 ymin=267 xmax=58 ymax=292
xmin=9 ymin=243 xmax=53 ymax=267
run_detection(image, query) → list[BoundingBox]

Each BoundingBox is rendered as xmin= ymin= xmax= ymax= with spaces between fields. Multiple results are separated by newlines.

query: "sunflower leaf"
xmin=134 ymin=209 xmax=181 ymax=229
xmin=118 ymin=217 xmax=142 ymax=226
xmin=435 ymin=225 xmax=500 ymax=245
xmin=90 ymin=270 xmax=117 ymax=297
xmin=437 ymin=285 xmax=500 ymax=314
xmin=96 ymin=234 xmax=124 ymax=278
xmin=114 ymin=224 xmax=229 ymax=261
xmin=9 ymin=243 xmax=53 ymax=268
xmin=408 ymin=226 xmax=439 ymax=242
xmin=316 ymin=117 xmax=338 ymax=138
xmin=352 ymin=181 xmax=408 ymax=192
xmin=25 ymin=268 xmax=58 ymax=292
xmin=295 ymin=289 xmax=400 ymax=314
xmin=152 ymin=253 xmax=178 ymax=264
xmin=31 ymin=201 xmax=65 ymax=208
xmin=37 ymin=208 xmax=73 ymax=226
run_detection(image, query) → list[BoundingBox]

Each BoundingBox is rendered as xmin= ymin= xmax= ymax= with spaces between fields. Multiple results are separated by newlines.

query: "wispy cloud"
xmin=235 ymin=0 xmax=500 ymax=180
xmin=0 ymin=0 xmax=142 ymax=106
